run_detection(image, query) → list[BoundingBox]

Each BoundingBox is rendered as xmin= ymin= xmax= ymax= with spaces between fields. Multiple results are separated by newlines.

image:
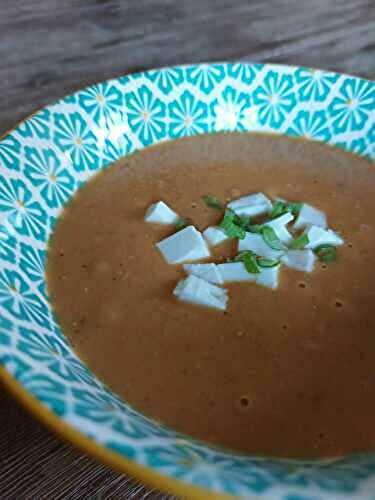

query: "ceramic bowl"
xmin=0 ymin=63 xmax=374 ymax=499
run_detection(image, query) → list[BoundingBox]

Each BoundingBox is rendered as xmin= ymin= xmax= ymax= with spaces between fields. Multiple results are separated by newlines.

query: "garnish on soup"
xmin=147 ymin=193 xmax=344 ymax=311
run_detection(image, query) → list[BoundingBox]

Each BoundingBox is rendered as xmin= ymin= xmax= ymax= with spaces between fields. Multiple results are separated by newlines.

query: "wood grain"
xmin=0 ymin=1 xmax=374 ymax=498
xmin=1 ymin=0 xmax=374 ymax=135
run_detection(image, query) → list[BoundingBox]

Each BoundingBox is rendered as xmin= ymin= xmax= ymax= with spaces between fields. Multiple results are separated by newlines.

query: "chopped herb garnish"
xmin=239 ymin=215 xmax=251 ymax=230
xmin=270 ymin=201 xmax=288 ymax=219
xmin=175 ymin=217 xmax=190 ymax=230
xmin=219 ymin=209 xmax=246 ymax=240
xmin=202 ymin=195 xmax=223 ymax=209
xmin=291 ymin=233 xmax=310 ymax=249
xmin=243 ymin=252 xmax=261 ymax=274
xmin=235 ymin=251 xmax=260 ymax=274
xmin=314 ymin=244 xmax=337 ymax=263
xmin=270 ymin=200 xmax=302 ymax=219
xmin=261 ymin=226 xmax=285 ymax=250
xmin=257 ymin=257 xmax=280 ymax=268
xmin=247 ymin=224 xmax=263 ymax=233
xmin=288 ymin=202 xmax=303 ymax=216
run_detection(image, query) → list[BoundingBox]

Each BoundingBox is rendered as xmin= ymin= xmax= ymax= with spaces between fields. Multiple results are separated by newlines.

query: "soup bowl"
xmin=0 ymin=63 xmax=374 ymax=499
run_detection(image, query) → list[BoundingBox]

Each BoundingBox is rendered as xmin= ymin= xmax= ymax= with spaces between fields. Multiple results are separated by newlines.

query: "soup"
xmin=47 ymin=133 xmax=375 ymax=459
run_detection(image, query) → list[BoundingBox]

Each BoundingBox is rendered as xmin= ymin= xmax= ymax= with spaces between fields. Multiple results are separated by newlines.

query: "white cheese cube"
xmin=145 ymin=201 xmax=179 ymax=225
xmin=262 ymin=212 xmax=294 ymax=245
xmin=156 ymin=226 xmax=210 ymax=264
xmin=305 ymin=226 xmax=344 ymax=249
xmin=173 ymin=275 xmax=228 ymax=311
xmin=281 ymin=249 xmax=315 ymax=272
xmin=203 ymin=226 xmax=229 ymax=246
xmin=256 ymin=266 xmax=280 ymax=289
xmin=227 ymin=193 xmax=272 ymax=217
xmin=183 ymin=263 xmax=224 ymax=285
xmin=294 ymin=204 xmax=327 ymax=230
xmin=217 ymin=262 xmax=257 ymax=282
xmin=238 ymin=232 xmax=285 ymax=260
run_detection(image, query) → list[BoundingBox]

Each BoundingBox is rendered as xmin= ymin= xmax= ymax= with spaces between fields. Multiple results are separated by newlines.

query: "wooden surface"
xmin=1 ymin=1 xmax=374 ymax=498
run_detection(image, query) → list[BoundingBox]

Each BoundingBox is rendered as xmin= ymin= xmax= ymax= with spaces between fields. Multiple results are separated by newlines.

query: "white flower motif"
xmin=24 ymin=147 xmax=75 ymax=208
xmin=169 ymin=92 xmax=208 ymax=137
xmin=147 ymin=67 xmax=182 ymax=93
xmin=330 ymin=78 xmax=374 ymax=132
xmin=188 ymin=65 xmax=224 ymax=92
xmin=0 ymin=269 xmax=49 ymax=327
xmin=0 ymin=177 xmax=46 ymax=239
xmin=126 ymin=86 xmax=166 ymax=143
xmin=214 ymin=98 xmax=243 ymax=131
xmin=54 ymin=112 xmax=98 ymax=171
xmin=79 ymin=82 xmax=122 ymax=123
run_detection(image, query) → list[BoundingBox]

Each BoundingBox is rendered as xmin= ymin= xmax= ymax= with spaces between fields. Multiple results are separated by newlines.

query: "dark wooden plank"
xmin=0 ymin=1 xmax=374 ymax=498
xmin=0 ymin=0 xmax=374 ymax=134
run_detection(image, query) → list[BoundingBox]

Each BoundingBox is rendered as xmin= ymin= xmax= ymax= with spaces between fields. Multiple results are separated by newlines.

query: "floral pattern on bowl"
xmin=0 ymin=63 xmax=374 ymax=499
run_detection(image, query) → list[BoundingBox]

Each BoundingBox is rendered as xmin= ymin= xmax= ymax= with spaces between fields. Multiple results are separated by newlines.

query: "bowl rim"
xmin=0 ymin=365 xmax=227 ymax=499
xmin=0 ymin=61 xmax=374 ymax=500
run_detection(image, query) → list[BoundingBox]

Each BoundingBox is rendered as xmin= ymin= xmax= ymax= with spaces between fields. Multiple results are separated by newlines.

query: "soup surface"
xmin=47 ymin=133 xmax=375 ymax=458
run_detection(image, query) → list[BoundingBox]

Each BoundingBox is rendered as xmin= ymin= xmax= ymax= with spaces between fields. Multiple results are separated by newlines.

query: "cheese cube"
xmin=263 ymin=212 xmax=294 ymax=245
xmin=294 ymin=204 xmax=327 ymax=230
xmin=183 ymin=263 xmax=224 ymax=285
xmin=156 ymin=226 xmax=210 ymax=264
xmin=305 ymin=226 xmax=344 ymax=249
xmin=238 ymin=232 xmax=285 ymax=260
xmin=217 ymin=262 xmax=257 ymax=282
xmin=227 ymin=193 xmax=272 ymax=217
xmin=218 ymin=262 xmax=280 ymax=289
xmin=256 ymin=266 xmax=280 ymax=289
xmin=145 ymin=201 xmax=179 ymax=224
xmin=203 ymin=226 xmax=229 ymax=247
xmin=281 ymin=249 xmax=315 ymax=272
xmin=173 ymin=275 xmax=228 ymax=311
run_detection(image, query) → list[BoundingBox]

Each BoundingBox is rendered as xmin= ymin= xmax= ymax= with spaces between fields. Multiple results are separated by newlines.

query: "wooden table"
xmin=1 ymin=1 xmax=374 ymax=498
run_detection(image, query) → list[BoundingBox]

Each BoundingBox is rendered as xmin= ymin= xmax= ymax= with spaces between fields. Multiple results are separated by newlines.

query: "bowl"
xmin=0 ymin=63 xmax=374 ymax=499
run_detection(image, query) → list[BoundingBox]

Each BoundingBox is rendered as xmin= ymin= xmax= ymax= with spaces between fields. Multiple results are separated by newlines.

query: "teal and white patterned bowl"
xmin=0 ymin=63 xmax=374 ymax=499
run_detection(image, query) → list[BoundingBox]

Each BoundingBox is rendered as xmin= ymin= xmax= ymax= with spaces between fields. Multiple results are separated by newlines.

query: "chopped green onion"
xmin=233 ymin=251 xmax=252 ymax=261
xmin=291 ymin=233 xmax=310 ymax=249
xmin=202 ymin=195 xmax=223 ymax=209
xmin=288 ymin=202 xmax=303 ymax=216
xmin=270 ymin=200 xmax=302 ymax=219
xmin=247 ymin=224 xmax=263 ymax=234
xmin=219 ymin=209 xmax=246 ymax=240
xmin=243 ymin=252 xmax=261 ymax=274
xmin=175 ymin=217 xmax=190 ymax=230
xmin=235 ymin=250 xmax=260 ymax=274
xmin=261 ymin=226 xmax=285 ymax=250
xmin=257 ymin=257 xmax=280 ymax=268
xmin=229 ymin=209 xmax=244 ymax=227
xmin=314 ymin=244 xmax=337 ymax=263
xmin=270 ymin=201 xmax=288 ymax=219
xmin=239 ymin=215 xmax=251 ymax=230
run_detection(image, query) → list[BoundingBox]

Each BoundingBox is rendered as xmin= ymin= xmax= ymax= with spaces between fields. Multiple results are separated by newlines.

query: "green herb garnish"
xmin=270 ymin=201 xmax=288 ymax=219
xmin=270 ymin=200 xmax=302 ymax=219
xmin=261 ymin=226 xmax=285 ymax=250
xmin=202 ymin=195 xmax=223 ymax=209
xmin=314 ymin=245 xmax=337 ymax=263
xmin=235 ymin=251 xmax=260 ymax=274
xmin=247 ymin=223 xmax=263 ymax=234
xmin=239 ymin=215 xmax=252 ymax=230
xmin=175 ymin=217 xmax=190 ymax=231
xmin=288 ymin=201 xmax=303 ymax=216
xmin=291 ymin=233 xmax=310 ymax=249
xmin=257 ymin=257 xmax=280 ymax=268
xmin=219 ymin=209 xmax=246 ymax=240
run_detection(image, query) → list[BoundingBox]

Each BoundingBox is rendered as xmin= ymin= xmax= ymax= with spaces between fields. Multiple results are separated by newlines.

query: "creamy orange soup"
xmin=47 ymin=133 xmax=375 ymax=458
